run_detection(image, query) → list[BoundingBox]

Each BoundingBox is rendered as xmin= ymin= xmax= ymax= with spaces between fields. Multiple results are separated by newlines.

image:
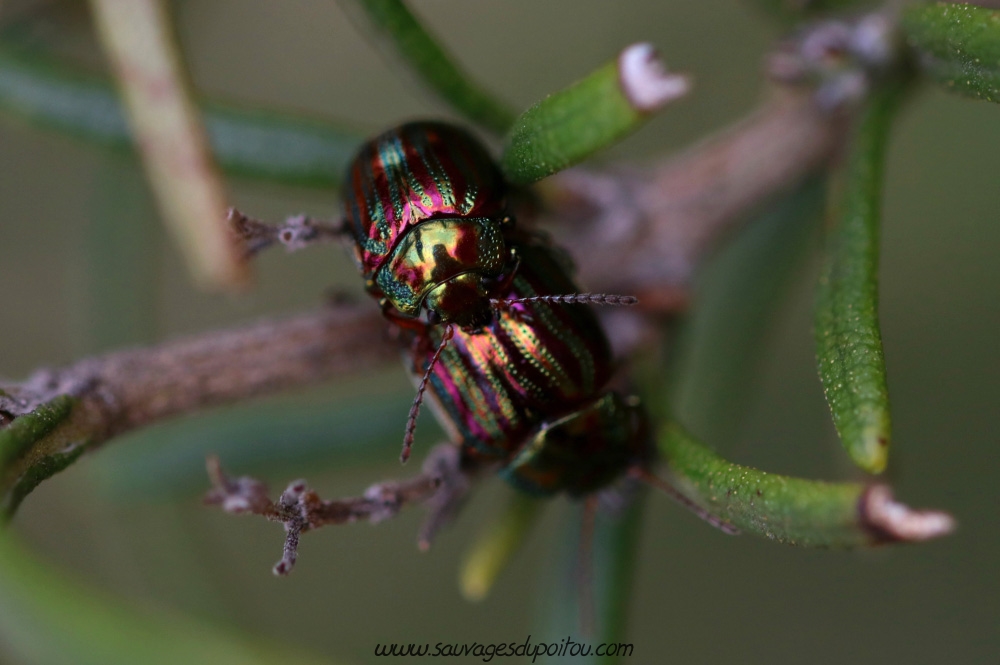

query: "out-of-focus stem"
xmin=89 ymin=0 xmax=247 ymax=289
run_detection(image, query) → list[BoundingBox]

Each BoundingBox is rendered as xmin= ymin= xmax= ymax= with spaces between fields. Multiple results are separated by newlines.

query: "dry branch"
xmin=553 ymin=89 xmax=847 ymax=296
xmin=0 ymin=85 xmax=849 ymax=516
xmin=0 ymin=304 xmax=393 ymax=515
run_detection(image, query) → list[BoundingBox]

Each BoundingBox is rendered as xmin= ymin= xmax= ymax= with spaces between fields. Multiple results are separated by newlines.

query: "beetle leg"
xmin=380 ymin=299 xmax=430 ymax=334
xmin=499 ymin=392 xmax=649 ymax=496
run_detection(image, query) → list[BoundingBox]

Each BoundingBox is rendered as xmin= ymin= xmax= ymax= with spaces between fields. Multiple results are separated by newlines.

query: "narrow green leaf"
xmin=0 ymin=534 xmax=335 ymax=665
xmin=672 ymin=176 xmax=825 ymax=444
xmin=660 ymin=421 xmax=954 ymax=546
xmin=902 ymin=2 xmax=1000 ymax=104
xmin=200 ymin=101 xmax=361 ymax=187
xmin=0 ymin=396 xmax=75 ymax=469
xmin=501 ymin=43 xmax=688 ymax=185
xmin=339 ymin=0 xmax=515 ymax=134
xmin=0 ymin=46 xmax=362 ymax=187
xmin=815 ymin=81 xmax=905 ymax=474
xmin=6 ymin=446 xmax=87 ymax=520
xmin=536 ymin=493 xmax=646 ymax=664
xmin=460 ymin=491 xmax=542 ymax=602
xmin=588 ymin=495 xmax=644 ymax=663
xmin=0 ymin=396 xmax=84 ymax=519
xmin=85 ymin=156 xmax=160 ymax=352
xmin=92 ymin=391 xmax=423 ymax=498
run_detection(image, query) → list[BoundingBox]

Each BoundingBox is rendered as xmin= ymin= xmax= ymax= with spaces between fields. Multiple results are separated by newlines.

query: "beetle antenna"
xmin=401 ymin=325 xmax=455 ymax=464
xmin=491 ymin=294 xmax=638 ymax=309
xmin=629 ymin=466 xmax=742 ymax=535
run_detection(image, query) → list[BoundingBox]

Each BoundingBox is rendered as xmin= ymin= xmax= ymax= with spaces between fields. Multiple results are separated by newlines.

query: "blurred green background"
xmin=1 ymin=1 xmax=998 ymax=663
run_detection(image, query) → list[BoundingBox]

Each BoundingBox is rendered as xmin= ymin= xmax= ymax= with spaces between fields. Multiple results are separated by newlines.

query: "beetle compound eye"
xmin=426 ymin=309 xmax=442 ymax=326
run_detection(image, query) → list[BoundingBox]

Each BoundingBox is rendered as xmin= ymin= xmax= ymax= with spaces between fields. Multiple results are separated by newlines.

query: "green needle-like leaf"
xmin=86 ymin=156 xmax=160 ymax=351
xmin=0 ymin=46 xmax=362 ymax=188
xmin=0 ymin=534 xmax=335 ymax=665
xmin=0 ymin=396 xmax=84 ymax=520
xmin=339 ymin=0 xmax=515 ymax=134
xmin=902 ymin=2 xmax=1000 ymax=104
xmin=0 ymin=397 xmax=75 ymax=470
xmin=460 ymin=491 xmax=542 ymax=602
xmin=200 ymin=101 xmax=362 ymax=187
xmin=588 ymin=495 xmax=645 ymax=662
xmin=660 ymin=421 xmax=954 ymax=546
xmin=501 ymin=43 xmax=689 ymax=185
xmin=673 ymin=176 xmax=825 ymax=444
xmin=815 ymin=81 xmax=905 ymax=474
xmin=536 ymin=493 xmax=646 ymax=664
xmin=93 ymin=392 xmax=419 ymax=498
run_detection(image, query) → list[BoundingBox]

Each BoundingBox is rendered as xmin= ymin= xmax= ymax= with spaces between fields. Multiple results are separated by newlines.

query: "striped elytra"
xmin=344 ymin=121 xmax=507 ymax=279
xmin=343 ymin=121 xmax=650 ymax=495
xmin=415 ymin=241 xmax=647 ymax=495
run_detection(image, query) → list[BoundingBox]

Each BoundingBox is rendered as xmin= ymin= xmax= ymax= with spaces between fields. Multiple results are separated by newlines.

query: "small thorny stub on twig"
xmin=204 ymin=445 xmax=473 ymax=575
xmin=270 ymin=480 xmax=314 ymax=575
xmin=204 ymin=455 xmax=313 ymax=574
xmin=227 ymin=207 xmax=347 ymax=258
xmin=204 ymin=455 xmax=276 ymax=516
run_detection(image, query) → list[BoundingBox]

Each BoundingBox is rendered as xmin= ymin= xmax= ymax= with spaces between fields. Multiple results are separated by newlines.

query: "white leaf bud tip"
xmin=618 ymin=42 xmax=690 ymax=112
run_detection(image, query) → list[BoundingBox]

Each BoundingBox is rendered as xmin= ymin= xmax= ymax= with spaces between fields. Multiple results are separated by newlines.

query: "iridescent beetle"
xmin=344 ymin=120 xmax=648 ymax=487
xmin=208 ymin=121 xmax=735 ymax=574
xmin=345 ymin=122 xmax=511 ymax=332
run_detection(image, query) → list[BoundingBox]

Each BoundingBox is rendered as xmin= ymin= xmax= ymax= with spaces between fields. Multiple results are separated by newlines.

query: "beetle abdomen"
xmin=418 ymin=241 xmax=616 ymax=460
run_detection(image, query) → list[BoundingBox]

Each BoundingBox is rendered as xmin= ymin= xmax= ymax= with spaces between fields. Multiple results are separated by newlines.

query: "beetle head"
xmin=424 ymin=273 xmax=494 ymax=330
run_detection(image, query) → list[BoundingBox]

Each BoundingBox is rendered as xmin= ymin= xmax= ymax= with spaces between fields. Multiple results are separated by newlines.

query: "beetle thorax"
xmin=424 ymin=273 xmax=494 ymax=329
xmin=374 ymin=216 xmax=509 ymax=328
